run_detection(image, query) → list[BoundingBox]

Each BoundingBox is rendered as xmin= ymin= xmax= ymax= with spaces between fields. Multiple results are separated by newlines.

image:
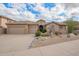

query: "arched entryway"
xmin=38 ymin=25 xmax=47 ymax=33
xmin=39 ymin=25 xmax=44 ymax=30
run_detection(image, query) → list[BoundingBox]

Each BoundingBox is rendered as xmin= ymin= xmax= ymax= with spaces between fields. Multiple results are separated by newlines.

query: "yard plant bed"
xmin=30 ymin=34 xmax=79 ymax=48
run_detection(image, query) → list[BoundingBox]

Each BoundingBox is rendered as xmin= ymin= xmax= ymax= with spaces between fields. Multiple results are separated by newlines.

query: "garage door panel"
xmin=29 ymin=25 xmax=37 ymax=34
xmin=8 ymin=28 xmax=25 ymax=34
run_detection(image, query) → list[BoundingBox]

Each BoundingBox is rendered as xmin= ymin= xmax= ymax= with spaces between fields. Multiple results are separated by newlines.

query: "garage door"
xmin=29 ymin=25 xmax=37 ymax=34
xmin=7 ymin=28 xmax=25 ymax=34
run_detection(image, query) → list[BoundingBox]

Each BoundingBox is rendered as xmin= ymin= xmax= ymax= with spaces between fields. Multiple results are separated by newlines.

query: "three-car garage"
xmin=6 ymin=23 xmax=38 ymax=34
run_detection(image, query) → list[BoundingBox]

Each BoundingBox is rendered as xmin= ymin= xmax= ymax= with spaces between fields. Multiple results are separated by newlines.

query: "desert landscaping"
xmin=31 ymin=34 xmax=79 ymax=48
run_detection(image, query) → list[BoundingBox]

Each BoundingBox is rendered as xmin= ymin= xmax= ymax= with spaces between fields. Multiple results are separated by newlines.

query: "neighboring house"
xmin=0 ymin=16 xmax=15 ymax=28
xmin=0 ymin=16 xmax=67 ymax=34
xmin=0 ymin=16 xmax=15 ymax=34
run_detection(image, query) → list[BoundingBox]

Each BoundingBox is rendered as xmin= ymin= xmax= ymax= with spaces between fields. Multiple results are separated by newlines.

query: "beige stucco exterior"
xmin=0 ymin=16 xmax=15 ymax=28
xmin=0 ymin=16 xmax=15 ymax=34
xmin=46 ymin=22 xmax=67 ymax=34
xmin=46 ymin=23 xmax=59 ymax=33
xmin=37 ymin=19 xmax=46 ymax=25
xmin=28 ymin=24 xmax=38 ymax=34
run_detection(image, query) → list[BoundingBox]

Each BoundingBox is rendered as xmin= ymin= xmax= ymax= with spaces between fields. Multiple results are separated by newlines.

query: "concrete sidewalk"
xmin=0 ymin=39 xmax=79 ymax=56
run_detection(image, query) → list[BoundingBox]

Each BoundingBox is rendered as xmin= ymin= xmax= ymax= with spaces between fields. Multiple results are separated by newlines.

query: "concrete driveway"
xmin=0 ymin=34 xmax=35 ymax=54
xmin=0 ymin=34 xmax=79 ymax=56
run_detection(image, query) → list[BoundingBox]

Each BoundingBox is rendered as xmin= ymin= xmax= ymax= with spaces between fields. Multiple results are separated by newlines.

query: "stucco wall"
xmin=0 ymin=17 xmax=15 ymax=28
xmin=59 ymin=26 xmax=67 ymax=34
xmin=37 ymin=20 xmax=46 ymax=25
xmin=0 ymin=17 xmax=8 ymax=28
xmin=46 ymin=23 xmax=59 ymax=32
xmin=28 ymin=24 xmax=38 ymax=34
xmin=0 ymin=27 xmax=3 ymax=34
xmin=46 ymin=23 xmax=67 ymax=34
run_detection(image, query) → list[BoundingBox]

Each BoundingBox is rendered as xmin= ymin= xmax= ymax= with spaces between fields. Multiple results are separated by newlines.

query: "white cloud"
xmin=33 ymin=3 xmax=66 ymax=22
xmin=23 ymin=11 xmax=38 ymax=21
xmin=0 ymin=3 xmax=79 ymax=22
xmin=0 ymin=3 xmax=37 ymax=21
xmin=34 ymin=3 xmax=47 ymax=13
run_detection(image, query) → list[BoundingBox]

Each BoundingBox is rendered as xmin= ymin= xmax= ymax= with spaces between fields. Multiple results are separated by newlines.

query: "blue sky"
xmin=0 ymin=3 xmax=79 ymax=22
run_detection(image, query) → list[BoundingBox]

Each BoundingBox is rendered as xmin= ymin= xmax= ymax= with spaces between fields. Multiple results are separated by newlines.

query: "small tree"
xmin=35 ymin=30 xmax=41 ymax=37
xmin=65 ymin=18 xmax=77 ymax=33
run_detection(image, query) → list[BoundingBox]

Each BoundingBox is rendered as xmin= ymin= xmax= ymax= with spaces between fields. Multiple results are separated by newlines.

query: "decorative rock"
xmin=70 ymin=33 xmax=76 ymax=37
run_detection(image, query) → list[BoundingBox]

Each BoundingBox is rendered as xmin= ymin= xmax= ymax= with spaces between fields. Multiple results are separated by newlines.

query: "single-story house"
xmin=6 ymin=19 xmax=67 ymax=34
xmin=0 ymin=16 xmax=67 ymax=34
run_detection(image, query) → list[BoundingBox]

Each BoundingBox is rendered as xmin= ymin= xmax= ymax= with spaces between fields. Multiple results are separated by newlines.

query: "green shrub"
xmin=39 ymin=28 xmax=47 ymax=33
xmin=35 ymin=30 xmax=41 ymax=37
xmin=65 ymin=19 xmax=77 ymax=33
xmin=42 ymin=29 xmax=47 ymax=33
xmin=55 ymin=32 xmax=59 ymax=35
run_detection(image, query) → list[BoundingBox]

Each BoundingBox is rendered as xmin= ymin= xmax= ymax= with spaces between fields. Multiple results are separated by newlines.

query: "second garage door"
xmin=28 ymin=25 xmax=38 ymax=34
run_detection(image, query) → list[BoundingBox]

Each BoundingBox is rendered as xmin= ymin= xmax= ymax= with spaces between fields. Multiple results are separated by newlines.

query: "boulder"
xmin=69 ymin=33 xmax=76 ymax=37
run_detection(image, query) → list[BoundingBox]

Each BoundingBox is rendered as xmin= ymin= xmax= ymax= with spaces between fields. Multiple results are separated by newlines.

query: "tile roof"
xmin=1 ymin=16 xmax=66 ymax=26
xmin=6 ymin=21 xmax=38 ymax=25
xmin=0 ymin=16 xmax=16 ymax=21
xmin=46 ymin=22 xmax=67 ymax=26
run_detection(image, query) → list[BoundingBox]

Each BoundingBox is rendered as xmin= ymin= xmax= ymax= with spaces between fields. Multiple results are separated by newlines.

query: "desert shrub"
xmin=55 ymin=32 xmax=59 ymax=35
xmin=65 ymin=19 xmax=77 ymax=33
xmin=74 ymin=33 xmax=78 ymax=35
xmin=39 ymin=25 xmax=47 ymax=33
xmin=73 ymin=31 xmax=78 ymax=35
xmin=35 ymin=25 xmax=47 ymax=37
xmin=35 ymin=30 xmax=41 ymax=37
xmin=41 ymin=29 xmax=47 ymax=33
